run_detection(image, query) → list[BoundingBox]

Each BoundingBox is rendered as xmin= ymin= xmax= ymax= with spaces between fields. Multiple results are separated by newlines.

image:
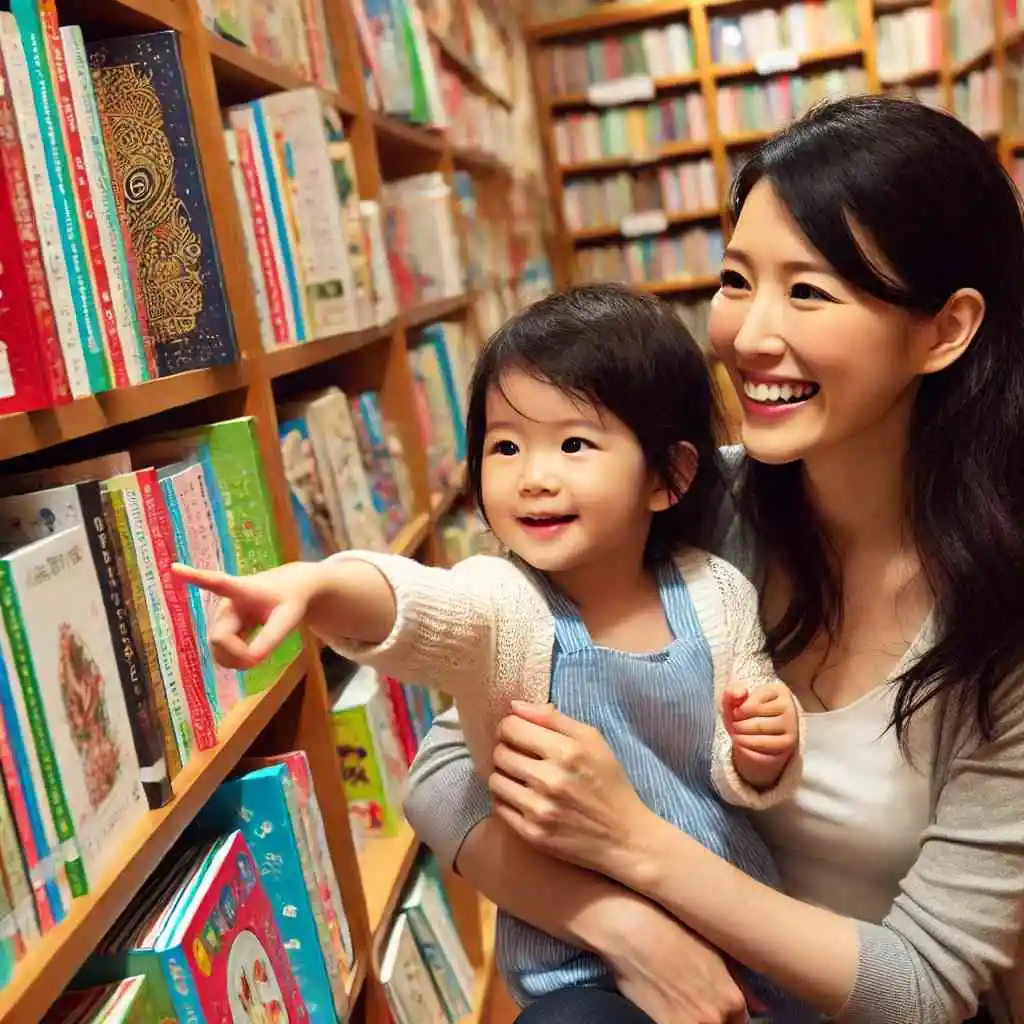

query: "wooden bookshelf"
xmin=0 ymin=0 xmax=544 ymax=1019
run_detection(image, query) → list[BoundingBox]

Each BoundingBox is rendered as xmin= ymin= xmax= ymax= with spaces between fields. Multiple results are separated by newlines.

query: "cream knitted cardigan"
xmin=326 ymin=546 xmax=803 ymax=809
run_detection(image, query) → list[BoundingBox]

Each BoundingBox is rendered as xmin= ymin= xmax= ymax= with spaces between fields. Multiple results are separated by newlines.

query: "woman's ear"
xmin=920 ymin=287 xmax=985 ymax=375
xmin=649 ymin=442 xmax=699 ymax=513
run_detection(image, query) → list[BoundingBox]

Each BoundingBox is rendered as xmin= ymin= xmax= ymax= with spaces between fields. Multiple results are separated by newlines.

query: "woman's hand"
xmin=602 ymin=899 xmax=751 ymax=1024
xmin=488 ymin=701 xmax=653 ymax=877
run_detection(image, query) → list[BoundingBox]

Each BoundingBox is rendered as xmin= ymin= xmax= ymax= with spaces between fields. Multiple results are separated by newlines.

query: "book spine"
xmin=10 ymin=0 xmax=109 ymax=393
xmin=0 ymin=562 xmax=87 ymax=897
xmin=0 ymin=774 xmax=39 ymax=957
xmin=160 ymin=477 xmax=222 ymax=725
xmin=116 ymin=483 xmax=195 ymax=765
xmin=231 ymin=118 xmax=290 ymax=346
xmin=104 ymin=489 xmax=182 ymax=780
xmin=77 ymin=483 xmax=171 ymax=809
xmin=0 ymin=17 xmax=87 ymax=398
xmin=41 ymin=5 xmax=126 ymax=388
xmin=0 ymin=41 xmax=68 ymax=407
xmin=0 ymin=659 xmax=59 ymax=931
xmin=137 ymin=470 xmax=216 ymax=749
xmin=61 ymin=26 xmax=147 ymax=385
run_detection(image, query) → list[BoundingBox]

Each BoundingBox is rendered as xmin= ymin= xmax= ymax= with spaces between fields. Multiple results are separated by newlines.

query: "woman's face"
xmin=709 ymin=180 xmax=929 ymax=466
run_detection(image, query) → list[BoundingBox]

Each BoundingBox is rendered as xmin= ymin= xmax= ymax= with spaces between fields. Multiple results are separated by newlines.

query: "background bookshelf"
xmin=0 ymin=0 xmax=550 ymax=1020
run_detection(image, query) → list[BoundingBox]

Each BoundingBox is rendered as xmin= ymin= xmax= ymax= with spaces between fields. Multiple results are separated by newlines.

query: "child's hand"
xmin=172 ymin=562 xmax=322 ymax=670
xmin=722 ymin=682 xmax=798 ymax=791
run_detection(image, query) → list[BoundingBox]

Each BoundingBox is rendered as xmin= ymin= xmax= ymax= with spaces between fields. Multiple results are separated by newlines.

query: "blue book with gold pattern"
xmin=86 ymin=30 xmax=238 ymax=377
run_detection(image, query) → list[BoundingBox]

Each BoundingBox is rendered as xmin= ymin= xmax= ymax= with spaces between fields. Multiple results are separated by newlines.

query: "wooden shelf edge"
xmin=402 ymin=293 xmax=472 ymax=330
xmin=526 ymin=0 xmax=691 ymax=42
xmin=372 ymin=112 xmax=446 ymax=152
xmin=389 ymin=512 xmax=432 ymax=556
xmin=0 ymin=653 xmax=308 ymax=1020
xmin=571 ymin=206 xmax=721 ymax=243
xmin=265 ymin=322 xmax=395 ymax=379
xmin=430 ymin=463 xmax=468 ymax=523
xmin=722 ymin=129 xmax=773 ymax=148
xmin=461 ymin=901 xmax=499 ymax=1024
xmin=358 ymin=820 xmax=421 ymax=959
xmin=880 ymin=65 xmax=940 ymax=88
xmin=640 ymin=274 xmax=721 ymax=295
xmin=454 ymin=147 xmax=514 ymax=176
xmin=950 ymin=43 xmax=996 ymax=81
xmin=111 ymin=0 xmax=189 ymax=30
xmin=0 ymin=363 xmax=249 ymax=464
xmin=712 ymin=42 xmax=864 ymax=80
xmin=206 ymin=31 xmax=358 ymax=113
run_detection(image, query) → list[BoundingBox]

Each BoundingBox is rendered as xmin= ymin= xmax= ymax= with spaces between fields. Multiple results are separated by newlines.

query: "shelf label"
xmin=620 ymin=210 xmax=669 ymax=237
xmin=587 ymin=74 xmax=656 ymax=107
xmin=754 ymin=48 xmax=799 ymax=76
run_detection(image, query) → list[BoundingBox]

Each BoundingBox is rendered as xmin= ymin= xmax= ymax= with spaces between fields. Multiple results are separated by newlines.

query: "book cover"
xmin=380 ymin=912 xmax=448 ymax=1024
xmin=87 ymin=30 xmax=238 ymax=376
xmin=278 ymin=415 xmax=334 ymax=561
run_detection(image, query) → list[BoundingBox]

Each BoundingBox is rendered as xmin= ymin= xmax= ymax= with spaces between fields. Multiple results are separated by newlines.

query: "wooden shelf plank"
xmin=357 ymin=820 xmax=421 ymax=949
xmin=108 ymin=0 xmax=189 ymax=30
xmin=881 ymin=65 xmax=940 ymax=88
xmin=722 ymin=129 xmax=773 ymax=148
xmin=402 ymin=293 xmax=472 ymax=330
xmin=951 ymin=43 xmax=996 ymax=81
xmin=712 ymin=42 xmax=864 ymax=80
xmin=526 ymin=0 xmax=691 ymax=41
xmin=432 ymin=31 xmax=514 ymax=110
xmin=0 ymin=363 xmax=249 ymax=464
xmin=372 ymin=112 xmax=446 ymax=152
xmin=265 ymin=322 xmax=396 ymax=379
xmin=549 ymin=70 xmax=702 ymax=109
xmin=453 ymin=147 xmax=513 ymax=176
xmin=560 ymin=139 xmax=711 ymax=176
xmin=206 ymin=32 xmax=358 ymax=112
xmin=461 ymin=901 xmax=499 ymax=1024
xmin=571 ymin=206 xmax=721 ymax=243
xmin=639 ymin=274 xmax=721 ymax=295
xmin=430 ymin=463 xmax=468 ymax=523
xmin=389 ymin=513 xmax=432 ymax=556
xmin=0 ymin=654 xmax=308 ymax=1021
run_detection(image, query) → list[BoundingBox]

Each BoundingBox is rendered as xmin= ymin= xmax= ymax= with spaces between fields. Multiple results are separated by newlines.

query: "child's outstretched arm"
xmin=702 ymin=555 xmax=804 ymax=809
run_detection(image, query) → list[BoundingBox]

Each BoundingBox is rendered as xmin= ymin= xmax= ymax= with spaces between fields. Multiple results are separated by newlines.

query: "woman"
xmin=404 ymin=95 xmax=1024 ymax=1024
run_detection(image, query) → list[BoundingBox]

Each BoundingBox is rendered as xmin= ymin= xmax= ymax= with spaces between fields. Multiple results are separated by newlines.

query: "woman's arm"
xmin=404 ymin=710 xmax=750 ymax=1024
xmin=491 ymin=696 xmax=1024 ymax=1024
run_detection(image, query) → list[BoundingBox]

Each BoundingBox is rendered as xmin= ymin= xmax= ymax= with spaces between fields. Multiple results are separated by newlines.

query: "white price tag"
xmin=620 ymin=210 xmax=669 ymax=238
xmin=587 ymin=74 xmax=656 ymax=107
xmin=754 ymin=48 xmax=799 ymax=76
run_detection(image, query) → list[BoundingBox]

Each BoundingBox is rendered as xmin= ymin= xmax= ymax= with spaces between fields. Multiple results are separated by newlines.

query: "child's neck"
xmin=550 ymin=554 xmax=673 ymax=653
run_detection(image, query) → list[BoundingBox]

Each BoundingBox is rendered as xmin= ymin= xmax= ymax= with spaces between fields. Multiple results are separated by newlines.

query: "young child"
xmin=175 ymin=284 xmax=811 ymax=1021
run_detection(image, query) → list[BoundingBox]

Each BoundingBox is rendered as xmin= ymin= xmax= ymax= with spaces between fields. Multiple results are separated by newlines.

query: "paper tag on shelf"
xmin=587 ymin=74 xmax=656 ymax=107
xmin=754 ymin=48 xmax=799 ymax=76
xmin=620 ymin=210 xmax=669 ymax=238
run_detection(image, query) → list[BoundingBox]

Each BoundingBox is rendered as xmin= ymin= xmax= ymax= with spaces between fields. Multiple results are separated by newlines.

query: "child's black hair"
xmin=466 ymin=282 xmax=726 ymax=564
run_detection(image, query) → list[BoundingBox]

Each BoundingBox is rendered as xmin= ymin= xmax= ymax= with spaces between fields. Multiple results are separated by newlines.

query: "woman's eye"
xmin=561 ymin=437 xmax=593 ymax=454
xmin=492 ymin=440 xmax=519 ymax=456
xmin=720 ymin=268 xmax=749 ymax=290
xmin=791 ymin=282 xmax=835 ymax=302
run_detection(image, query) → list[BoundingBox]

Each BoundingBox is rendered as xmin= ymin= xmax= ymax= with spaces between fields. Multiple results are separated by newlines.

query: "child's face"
xmin=481 ymin=370 xmax=666 ymax=585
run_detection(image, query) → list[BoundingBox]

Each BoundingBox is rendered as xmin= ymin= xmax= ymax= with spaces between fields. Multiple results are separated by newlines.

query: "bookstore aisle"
xmin=0 ymin=0 xmax=555 ymax=1019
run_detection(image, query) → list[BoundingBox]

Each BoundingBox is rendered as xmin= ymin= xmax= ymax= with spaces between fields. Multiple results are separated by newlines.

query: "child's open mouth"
xmin=518 ymin=514 xmax=578 ymax=536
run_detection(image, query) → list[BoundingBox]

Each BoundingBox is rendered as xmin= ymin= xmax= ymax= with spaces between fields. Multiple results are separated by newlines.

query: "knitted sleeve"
xmin=679 ymin=550 xmax=803 ymax=810
xmin=325 ymin=550 xmax=553 ymax=780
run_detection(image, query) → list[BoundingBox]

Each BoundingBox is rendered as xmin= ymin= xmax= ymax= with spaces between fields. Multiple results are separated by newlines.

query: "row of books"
xmin=442 ymin=67 xmax=514 ymax=165
xmin=382 ymin=855 xmax=476 ymax=1024
xmin=45 ymin=750 xmax=355 ymax=1023
xmin=716 ymin=67 xmax=869 ymax=136
xmin=199 ymin=0 xmax=338 ymax=90
xmin=947 ymin=0 xmax=994 ymax=65
xmin=553 ymin=94 xmax=708 ymax=166
xmin=354 ymin=0 xmax=446 ymax=126
xmin=671 ymin=297 xmax=714 ymax=353
xmin=709 ymin=0 xmax=860 ymax=66
xmin=562 ymin=158 xmax=719 ymax=232
xmin=876 ymin=7 xmax=941 ymax=84
xmin=0 ymin=13 xmax=237 ymax=414
xmin=953 ymin=66 xmax=1001 ymax=136
xmin=464 ymin=0 xmax=514 ymax=101
xmin=1006 ymin=61 xmax=1024 ymax=132
xmin=438 ymin=507 xmax=494 ymax=564
xmin=0 ymin=415 xmax=297 ymax=989
xmin=540 ymin=20 xmax=695 ymax=98
xmin=577 ymin=225 xmax=724 ymax=288
xmin=225 ymin=87 xmax=392 ymax=349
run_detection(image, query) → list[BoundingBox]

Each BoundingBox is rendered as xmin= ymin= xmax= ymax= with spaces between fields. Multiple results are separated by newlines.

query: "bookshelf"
xmin=0 ymin=0 xmax=539 ymax=1019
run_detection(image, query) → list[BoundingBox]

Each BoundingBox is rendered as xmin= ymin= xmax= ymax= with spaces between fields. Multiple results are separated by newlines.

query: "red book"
xmin=383 ymin=675 xmax=418 ymax=766
xmin=0 ymin=46 xmax=70 ymax=411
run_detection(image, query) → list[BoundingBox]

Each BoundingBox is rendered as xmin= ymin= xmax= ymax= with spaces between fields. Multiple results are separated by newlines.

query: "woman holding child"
xmin=403 ymin=96 xmax=1024 ymax=1024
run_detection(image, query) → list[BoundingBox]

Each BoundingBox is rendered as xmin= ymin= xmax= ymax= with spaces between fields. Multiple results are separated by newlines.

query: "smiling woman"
xmin=403 ymin=95 xmax=1024 ymax=1024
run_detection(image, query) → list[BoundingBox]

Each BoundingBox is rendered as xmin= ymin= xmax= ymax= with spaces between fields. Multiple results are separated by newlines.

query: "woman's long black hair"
xmin=732 ymin=95 xmax=1024 ymax=741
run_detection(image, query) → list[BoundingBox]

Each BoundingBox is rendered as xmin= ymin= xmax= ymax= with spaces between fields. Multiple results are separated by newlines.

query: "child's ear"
xmin=649 ymin=442 xmax=698 ymax=512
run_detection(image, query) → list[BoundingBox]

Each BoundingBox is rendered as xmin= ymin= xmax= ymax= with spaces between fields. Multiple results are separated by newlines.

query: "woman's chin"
xmin=739 ymin=422 xmax=814 ymax=466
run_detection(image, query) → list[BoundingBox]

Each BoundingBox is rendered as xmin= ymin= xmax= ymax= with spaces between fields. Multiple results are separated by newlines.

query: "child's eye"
xmin=791 ymin=282 xmax=836 ymax=302
xmin=561 ymin=437 xmax=593 ymax=454
xmin=492 ymin=440 xmax=519 ymax=456
xmin=720 ymin=268 xmax=749 ymax=290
